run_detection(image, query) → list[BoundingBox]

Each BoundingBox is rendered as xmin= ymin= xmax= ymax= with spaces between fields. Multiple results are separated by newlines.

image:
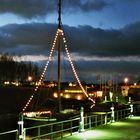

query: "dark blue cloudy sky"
xmin=0 ymin=0 xmax=140 ymax=83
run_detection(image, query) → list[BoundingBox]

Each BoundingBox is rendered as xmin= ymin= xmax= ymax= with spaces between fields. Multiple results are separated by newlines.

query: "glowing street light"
xmin=28 ymin=76 xmax=32 ymax=82
xmin=124 ymin=77 xmax=129 ymax=85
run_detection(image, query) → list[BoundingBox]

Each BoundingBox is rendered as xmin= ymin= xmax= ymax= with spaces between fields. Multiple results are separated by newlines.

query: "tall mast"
xmin=58 ymin=0 xmax=62 ymax=29
xmin=58 ymin=0 xmax=62 ymax=112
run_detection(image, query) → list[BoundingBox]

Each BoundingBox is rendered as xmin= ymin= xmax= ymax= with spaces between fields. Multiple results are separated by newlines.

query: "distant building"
xmin=121 ymin=84 xmax=140 ymax=98
xmin=53 ymin=85 xmax=86 ymax=100
xmin=121 ymin=86 xmax=130 ymax=96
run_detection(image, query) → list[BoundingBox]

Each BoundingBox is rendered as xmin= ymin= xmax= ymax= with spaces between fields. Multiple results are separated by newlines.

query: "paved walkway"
xmin=55 ymin=116 xmax=140 ymax=140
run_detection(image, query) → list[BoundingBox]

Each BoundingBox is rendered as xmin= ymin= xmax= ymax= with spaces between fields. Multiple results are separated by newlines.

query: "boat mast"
xmin=58 ymin=0 xmax=62 ymax=29
xmin=58 ymin=0 xmax=62 ymax=113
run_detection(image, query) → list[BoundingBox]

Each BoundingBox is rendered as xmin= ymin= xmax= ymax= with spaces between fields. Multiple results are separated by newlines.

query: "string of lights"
xmin=61 ymin=29 xmax=95 ymax=106
xmin=22 ymin=27 xmax=95 ymax=112
xmin=22 ymin=29 xmax=60 ymax=112
xmin=22 ymin=0 xmax=95 ymax=112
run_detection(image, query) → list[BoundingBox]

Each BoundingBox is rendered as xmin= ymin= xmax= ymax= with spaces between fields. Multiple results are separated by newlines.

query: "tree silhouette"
xmin=0 ymin=53 xmax=40 ymax=85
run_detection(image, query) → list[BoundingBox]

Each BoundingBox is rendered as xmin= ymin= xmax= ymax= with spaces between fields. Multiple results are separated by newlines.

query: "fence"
xmin=0 ymin=129 xmax=18 ymax=140
xmin=0 ymin=105 xmax=140 ymax=140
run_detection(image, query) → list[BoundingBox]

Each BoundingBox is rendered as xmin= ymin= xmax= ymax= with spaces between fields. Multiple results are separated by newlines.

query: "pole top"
xmin=58 ymin=0 xmax=62 ymax=28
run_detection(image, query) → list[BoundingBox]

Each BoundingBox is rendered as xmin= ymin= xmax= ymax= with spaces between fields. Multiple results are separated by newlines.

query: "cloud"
xmin=0 ymin=23 xmax=57 ymax=55
xmin=0 ymin=0 xmax=56 ymax=18
xmin=0 ymin=0 xmax=140 ymax=83
xmin=122 ymin=0 xmax=139 ymax=2
xmin=0 ymin=0 xmax=139 ymax=82
xmin=65 ymin=22 xmax=140 ymax=57
xmin=63 ymin=0 xmax=108 ymax=12
xmin=0 ymin=0 xmax=108 ymax=19
xmin=0 ymin=21 xmax=140 ymax=58
xmin=44 ymin=58 xmax=140 ymax=82
xmin=0 ymin=21 xmax=140 ymax=82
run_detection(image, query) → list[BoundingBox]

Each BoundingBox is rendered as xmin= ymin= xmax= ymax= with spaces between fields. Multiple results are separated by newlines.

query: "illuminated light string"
xmin=22 ymin=28 xmax=95 ymax=112
xmin=61 ymin=30 xmax=95 ymax=106
xmin=22 ymin=29 xmax=60 ymax=112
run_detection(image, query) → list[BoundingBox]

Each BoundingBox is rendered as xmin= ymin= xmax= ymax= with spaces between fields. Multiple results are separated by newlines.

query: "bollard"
xmin=110 ymin=106 xmax=115 ymax=122
xmin=18 ymin=112 xmax=25 ymax=140
xmin=109 ymin=92 xmax=113 ymax=102
xmin=105 ymin=96 xmax=107 ymax=102
xmin=130 ymin=104 xmax=134 ymax=117
xmin=79 ymin=107 xmax=84 ymax=132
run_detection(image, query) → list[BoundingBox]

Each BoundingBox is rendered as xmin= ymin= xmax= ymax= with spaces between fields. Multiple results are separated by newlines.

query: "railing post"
xmin=101 ymin=114 xmax=103 ymax=125
xmin=116 ymin=110 xmax=118 ymax=121
xmin=105 ymin=96 xmax=107 ymax=102
xmin=121 ymin=110 xmax=122 ymax=119
xmin=89 ymin=116 xmax=91 ymax=129
xmin=105 ymin=113 xmax=107 ymax=124
xmin=79 ymin=107 xmax=84 ymax=132
xmin=50 ymin=125 xmax=53 ymax=139
xmin=70 ymin=120 xmax=72 ymax=135
xmin=130 ymin=104 xmax=133 ymax=117
xmin=38 ymin=127 xmax=41 ymax=140
xmin=134 ymin=106 xmax=136 ymax=115
xmin=110 ymin=106 xmax=115 ymax=123
xmin=95 ymin=115 xmax=97 ymax=127
xmin=23 ymin=129 xmax=26 ymax=140
xmin=124 ymin=109 xmax=126 ymax=118
xmin=18 ymin=112 xmax=25 ymax=140
xmin=61 ymin=122 xmax=63 ymax=138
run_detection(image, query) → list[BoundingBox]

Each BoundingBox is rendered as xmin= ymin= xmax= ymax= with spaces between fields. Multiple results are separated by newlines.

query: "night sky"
xmin=0 ymin=0 xmax=140 ymax=83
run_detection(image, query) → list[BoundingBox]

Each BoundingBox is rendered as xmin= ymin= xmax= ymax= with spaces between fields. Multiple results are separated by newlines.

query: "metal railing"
xmin=23 ymin=107 xmax=138 ymax=140
xmin=0 ymin=129 xmax=18 ymax=140
xmin=25 ymin=117 xmax=79 ymax=140
xmin=0 ymin=105 xmax=140 ymax=140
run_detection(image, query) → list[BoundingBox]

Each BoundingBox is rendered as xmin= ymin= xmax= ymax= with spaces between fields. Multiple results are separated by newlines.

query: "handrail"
xmin=0 ymin=129 xmax=18 ymax=140
xmin=24 ymin=108 xmax=135 ymax=139
xmin=25 ymin=117 xmax=79 ymax=130
xmin=0 ymin=129 xmax=18 ymax=135
xmin=0 ymin=106 xmax=140 ymax=140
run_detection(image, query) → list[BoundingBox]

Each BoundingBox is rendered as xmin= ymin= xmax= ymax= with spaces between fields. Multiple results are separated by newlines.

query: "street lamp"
xmin=124 ymin=77 xmax=129 ymax=85
xmin=28 ymin=76 xmax=32 ymax=82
